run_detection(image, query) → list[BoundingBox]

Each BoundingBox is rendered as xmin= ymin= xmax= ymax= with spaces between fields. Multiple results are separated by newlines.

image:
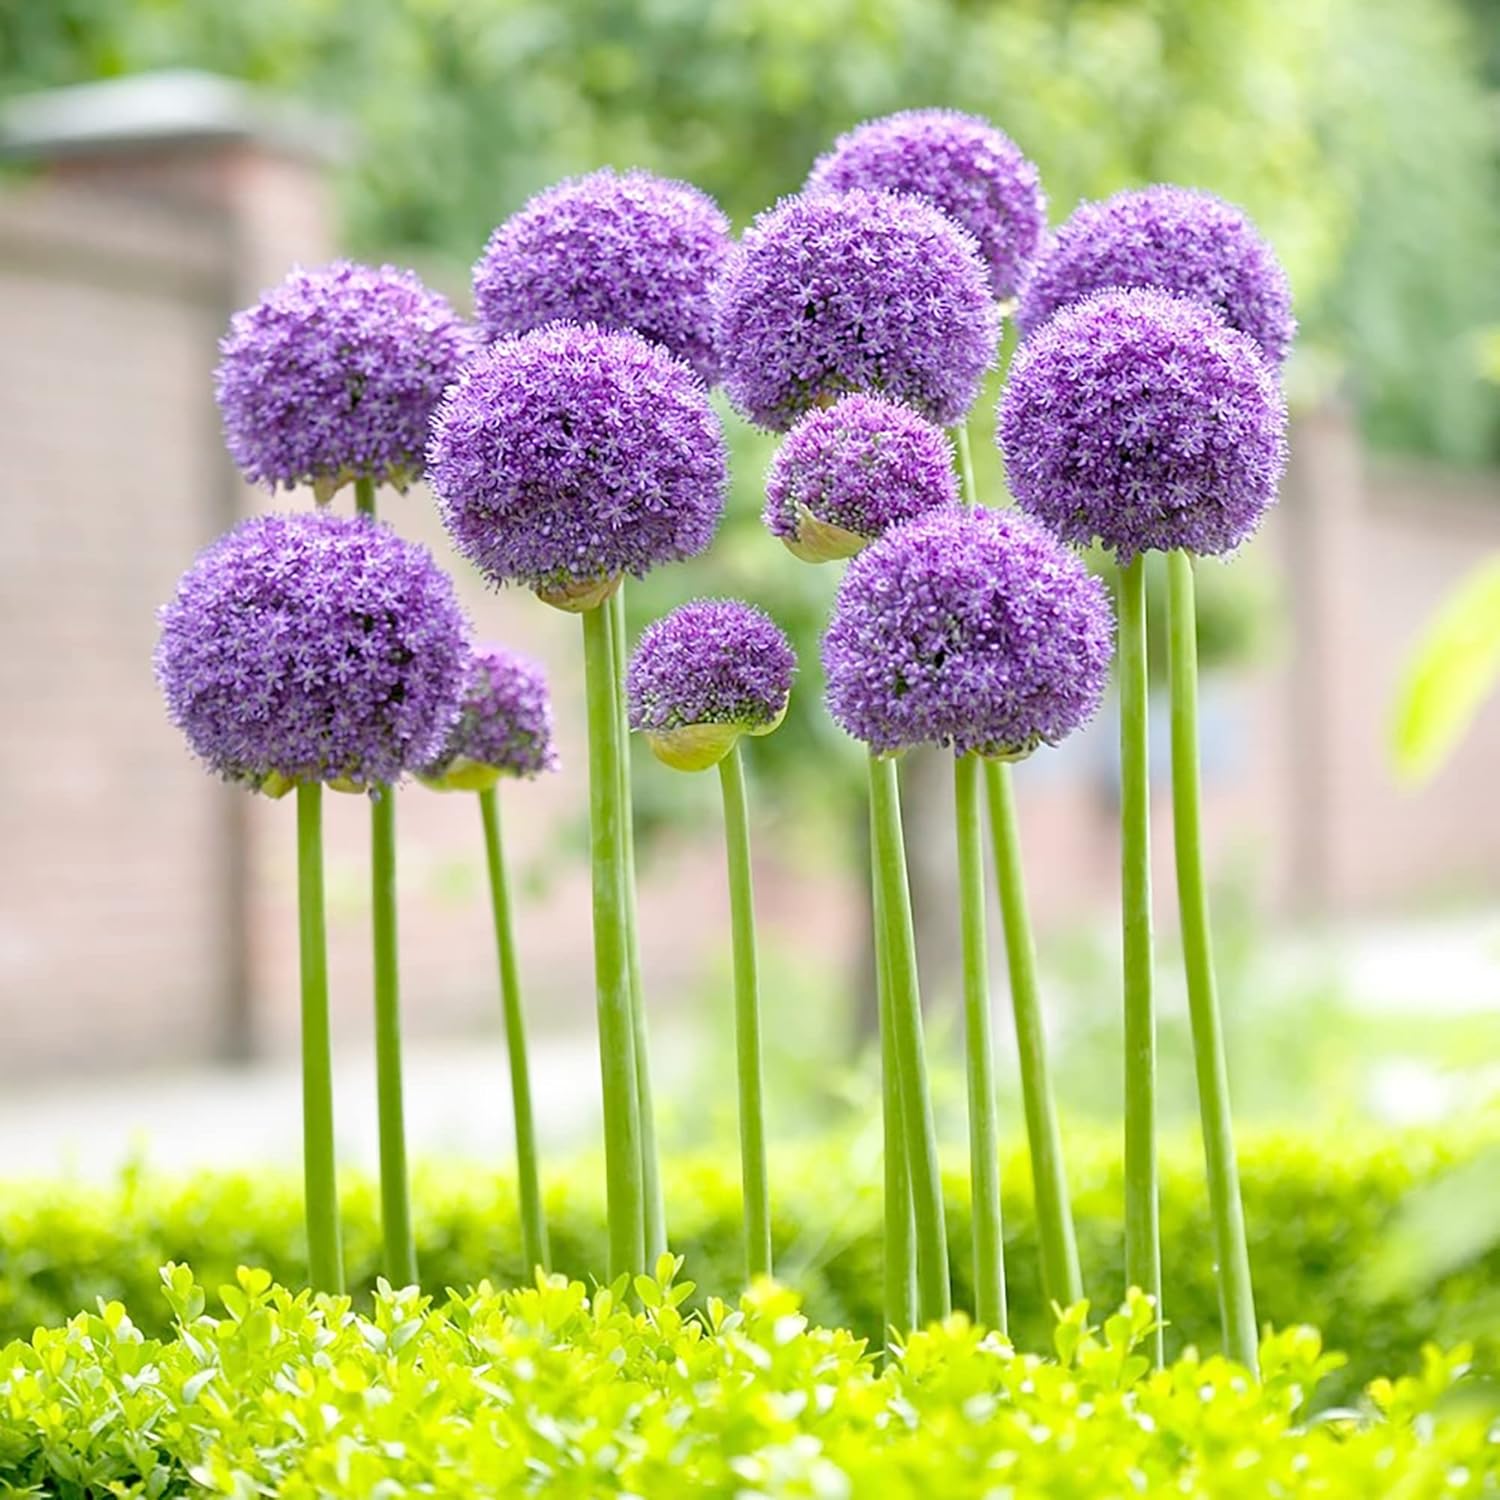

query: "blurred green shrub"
xmin=3 ymin=1126 xmax=1494 ymax=1405
xmin=6 ymin=1265 xmax=1491 ymax=1497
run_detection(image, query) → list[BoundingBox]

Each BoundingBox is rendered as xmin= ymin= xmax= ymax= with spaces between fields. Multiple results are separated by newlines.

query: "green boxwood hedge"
xmin=2 ymin=1127 xmax=1494 ymax=1405
xmin=3 ymin=1262 xmax=1493 ymax=1497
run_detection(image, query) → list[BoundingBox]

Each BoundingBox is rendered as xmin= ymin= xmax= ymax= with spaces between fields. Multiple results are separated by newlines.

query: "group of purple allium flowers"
xmin=153 ymin=99 xmax=1295 ymax=1321
xmin=163 ymin=108 xmax=1291 ymax=786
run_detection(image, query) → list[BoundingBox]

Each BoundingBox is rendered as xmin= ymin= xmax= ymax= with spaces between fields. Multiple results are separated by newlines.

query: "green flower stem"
xmin=953 ymin=421 xmax=1008 ymax=1331
xmin=1166 ymin=548 xmax=1258 ymax=1374
xmin=984 ymin=758 xmax=1083 ymax=1310
xmin=295 ymin=781 xmax=344 ymax=1293
xmin=609 ymin=585 xmax=666 ymax=1262
xmin=868 ymin=752 xmax=951 ymax=1326
xmin=354 ymin=476 xmax=417 ymax=1288
xmin=955 ymin=752 xmax=1006 ymax=1333
xmin=1118 ymin=553 xmax=1164 ymax=1367
xmin=582 ymin=601 xmax=646 ymax=1280
xmin=872 ymin=803 xmax=916 ymax=1346
xmin=718 ymin=742 xmax=772 ymax=1281
xmin=479 ymin=785 xmax=549 ymax=1276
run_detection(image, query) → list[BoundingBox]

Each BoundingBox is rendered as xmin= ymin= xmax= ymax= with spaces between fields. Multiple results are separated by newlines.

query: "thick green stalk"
xmin=952 ymin=421 xmax=1007 ymax=1331
xmin=609 ymin=585 xmax=666 ymax=1261
xmin=354 ymin=476 xmax=417 ymax=1288
xmin=954 ymin=422 xmax=979 ymax=509
xmin=868 ymin=753 xmax=951 ymax=1325
xmin=296 ymin=782 xmax=344 ymax=1293
xmin=872 ymin=803 xmax=916 ymax=1346
xmin=1166 ymin=549 xmax=1259 ymax=1374
xmin=1118 ymin=554 xmax=1164 ymax=1366
xmin=718 ymin=743 xmax=772 ymax=1281
xmin=479 ymin=786 xmax=549 ymax=1276
xmin=955 ymin=752 xmax=1006 ymax=1333
xmin=582 ymin=602 xmax=646 ymax=1280
xmin=984 ymin=758 xmax=1083 ymax=1309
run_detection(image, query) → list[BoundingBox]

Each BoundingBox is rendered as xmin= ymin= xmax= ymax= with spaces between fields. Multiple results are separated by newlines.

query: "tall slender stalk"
xmin=984 ymin=758 xmax=1083 ymax=1310
xmin=296 ymin=781 xmax=344 ymax=1293
xmin=872 ymin=803 xmax=916 ymax=1346
xmin=582 ymin=601 xmax=646 ymax=1280
xmin=718 ymin=742 xmax=772 ymax=1280
xmin=1118 ymin=553 xmax=1164 ymax=1366
xmin=954 ymin=421 xmax=978 ymax=509
xmin=1166 ymin=548 xmax=1258 ymax=1374
xmin=952 ymin=417 xmax=1006 ymax=1333
xmin=479 ymin=785 xmax=549 ymax=1276
xmin=354 ymin=476 xmax=417 ymax=1288
xmin=868 ymin=753 xmax=951 ymax=1326
xmin=955 ymin=752 xmax=1006 ymax=1332
xmin=609 ymin=585 xmax=666 ymax=1261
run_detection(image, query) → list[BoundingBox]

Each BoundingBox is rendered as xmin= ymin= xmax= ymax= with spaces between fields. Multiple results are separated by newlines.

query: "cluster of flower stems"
xmin=286 ymin=431 xmax=1257 ymax=1386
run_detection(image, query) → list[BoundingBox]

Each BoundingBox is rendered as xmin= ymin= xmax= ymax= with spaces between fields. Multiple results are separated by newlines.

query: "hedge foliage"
xmin=2 ymin=1128 xmax=1495 ymax=1407
xmin=3 ymin=1261 xmax=1494 ymax=1498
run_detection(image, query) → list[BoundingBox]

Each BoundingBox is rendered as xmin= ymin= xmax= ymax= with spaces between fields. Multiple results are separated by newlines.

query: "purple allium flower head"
xmin=764 ymin=394 xmax=959 ymax=562
xmin=428 ymin=323 xmax=729 ymax=609
xmin=713 ymin=190 xmax=998 ymax=432
xmin=823 ymin=507 xmax=1112 ymax=758
xmin=156 ymin=511 xmax=469 ymax=792
xmin=806 ymin=109 xmax=1046 ymax=301
xmin=473 ymin=168 xmax=732 ymax=384
xmin=628 ymin=599 xmax=796 ymax=770
xmin=421 ymin=645 xmax=558 ymax=788
xmin=216 ymin=261 xmax=472 ymax=500
xmin=1001 ymin=288 xmax=1288 ymax=561
xmin=1017 ymin=185 xmax=1295 ymax=367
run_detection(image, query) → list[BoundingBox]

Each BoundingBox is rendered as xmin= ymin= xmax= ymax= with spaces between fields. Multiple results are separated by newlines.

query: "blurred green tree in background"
xmin=5 ymin=0 xmax=1497 ymax=464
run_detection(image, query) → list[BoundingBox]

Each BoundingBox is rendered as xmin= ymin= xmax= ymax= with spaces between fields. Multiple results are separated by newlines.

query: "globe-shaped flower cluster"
xmin=215 ymin=261 xmax=472 ymax=499
xmin=628 ymin=599 xmax=797 ymax=771
xmin=714 ymin=190 xmax=998 ymax=431
xmin=473 ymin=168 xmax=732 ymax=385
xmin=823 ymin=507 xmax=1113 ymax=759
xmin=421 ymin=645 xmax=558 ymax=791
xmin=1001 ymin=287 xmax=1288 ymax=561
xmin=764 ymin=394 xmax=959 ymax=562
xmin=156 ymin=511 xmax=470 ymax=791
xmin=1017 ymin=185 xmax=1295 ymax=368
xmin=807 ymin=108 xmax=1046 ymax=302
xmin=428 ymin=323 xmax=729 ymax=609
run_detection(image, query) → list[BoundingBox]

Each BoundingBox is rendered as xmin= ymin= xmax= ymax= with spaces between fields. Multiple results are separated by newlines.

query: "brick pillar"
xmin=1 ymin=72 xmax=339 ymax=1065
xmin=1279 ymin=398 xmax=1365 ymax=916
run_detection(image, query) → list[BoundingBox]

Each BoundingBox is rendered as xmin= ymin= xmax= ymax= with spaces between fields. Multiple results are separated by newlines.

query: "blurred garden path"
xmin=8 ymin=1031 xmax=695 ymax=1181
xmin=5 ymin=912 xmax=1496 ymax=1179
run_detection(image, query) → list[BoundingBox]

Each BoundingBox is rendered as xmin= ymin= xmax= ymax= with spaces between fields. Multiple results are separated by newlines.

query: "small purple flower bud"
xmin=713 ymin=190 xmax=998 ymax=432
xmin=156 ymin=511 xmax=470 ymax=792
xmin=627 ymin=599 xmax=797 ymax=771
xmin=472 ymin=168 xmax=732 ymax=385
xmin=1017 ymin=185 xmax=1295 ymax=368
xmin=806 ymin=108 xmax=1046 ymax=302
xmin=764 ymin=394 xmax=960 ymax=563
xmin=428 ymin=323 xmax=729 ymax=610
xmin=1000 ymin=288 xmax=1288 ymax=561
xmin=215 ymin=261 xmax=473 ymax=500
xmin=420 ymin=645 xmax=558 ymax=791
xmin=823 ymin=507 xmax=1112 ymax=759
